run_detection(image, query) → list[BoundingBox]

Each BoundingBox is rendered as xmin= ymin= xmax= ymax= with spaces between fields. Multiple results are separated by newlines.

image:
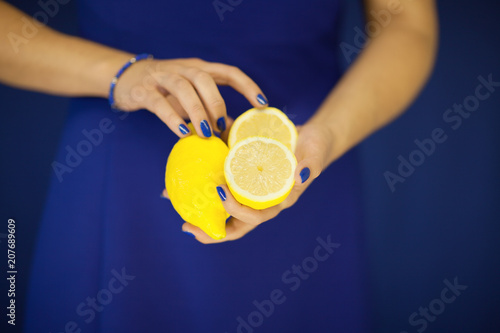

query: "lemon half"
xmin=228 ymin=107 xmax=298 ymax=152
xmin=224 ymin=136 xmax=297 ymax=210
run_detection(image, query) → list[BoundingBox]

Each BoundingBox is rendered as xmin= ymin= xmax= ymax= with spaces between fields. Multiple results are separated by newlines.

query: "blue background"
xmin=0 ymin=0 xmax=499 ymax=332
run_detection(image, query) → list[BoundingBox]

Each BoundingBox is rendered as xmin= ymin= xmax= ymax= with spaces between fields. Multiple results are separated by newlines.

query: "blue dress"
xmin=25 ymin=1 xmax=370 ymax=332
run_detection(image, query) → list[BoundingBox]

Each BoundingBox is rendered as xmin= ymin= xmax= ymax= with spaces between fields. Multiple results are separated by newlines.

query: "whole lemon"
xmin=165 ymin=124 xmax=229 ymax=239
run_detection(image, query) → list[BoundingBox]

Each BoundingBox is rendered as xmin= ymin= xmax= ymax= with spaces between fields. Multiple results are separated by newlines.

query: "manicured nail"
xmin=216 ymin=186 xmax=226 ymax=201
xmin=200 ymin=120 xmax=211 ymax=137
xmin=257 ymin=94 xmax=268 ymax=105
xmin=300 ymin=168 xmax=310 ymax=183
xmin=183 ymin=231 xmax=196 ymax=238
xmin=217 ymin=117 xmax=226 ymax=132
xmin=179 ymin=124 xmax=190 ymax=135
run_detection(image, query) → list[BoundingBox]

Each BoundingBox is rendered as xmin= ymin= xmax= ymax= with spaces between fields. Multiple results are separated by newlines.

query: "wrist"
xmin=108 ymin=53 xmax=154 ymax=108
xmin=81 ymin=48 xmax=134 ymax=98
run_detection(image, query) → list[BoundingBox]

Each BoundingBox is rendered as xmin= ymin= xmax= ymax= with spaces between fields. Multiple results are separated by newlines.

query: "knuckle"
xmin=172 ymin=77 xmax=190 ymax=91
xmin=228 ymin=65 xmax=242 ymax=76
xmin=162 ymin=73 xmax=178 ymax=85
xmin=189 ymin=103 xmax=205 ymax=115
xmin=208 ymin=97 xmax=225 ymax=110
xmin=184 ymin=67 xmax=200 ymax=77
xmin=193 ymin=71 xmax=212 ymax=84
xmin=195 ymin=71 xmax=212 ymax=82
xmin=188 ymin=57 xmax=203 ymax=64
xmin=151 ymin=61 xmax=171 ymax=75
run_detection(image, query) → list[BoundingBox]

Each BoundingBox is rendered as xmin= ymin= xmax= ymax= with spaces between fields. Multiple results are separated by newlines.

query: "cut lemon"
xmin=224 ymin=136 xmax=297 ymax=210
xmin=228 ymin=107 xmax=298 ymax=152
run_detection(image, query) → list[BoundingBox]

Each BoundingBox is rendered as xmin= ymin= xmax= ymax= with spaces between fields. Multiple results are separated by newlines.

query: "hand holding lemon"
xmin=166 ymin=107 xmax=329 ymax=242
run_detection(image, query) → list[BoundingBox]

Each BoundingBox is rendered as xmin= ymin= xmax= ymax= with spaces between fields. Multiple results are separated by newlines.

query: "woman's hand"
xmin=113 ymin=57 xmax=268 ymax=138
xmin=181 ymin=122 xmax=335 ymax=243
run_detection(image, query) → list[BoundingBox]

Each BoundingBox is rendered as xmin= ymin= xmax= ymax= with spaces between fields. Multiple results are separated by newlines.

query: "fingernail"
xmin=200 ymin=120 xmax=212 ymax=137
xmin=179 ymin=124 xmax=190 ymax=135
xmin=160 ymin=193 xmax=169 ymax=200
xmin=183 ymin=231 xmax=196 ymax=238
xmin=216 ymin=186 xmax=226 ymax=201
xmin=257 ymin=94 xmax=268 ymax=105
xmin=300 ymin=167 xmax=310 ymax=183
xmin=217 ymin=117 xmax=226 ymax=132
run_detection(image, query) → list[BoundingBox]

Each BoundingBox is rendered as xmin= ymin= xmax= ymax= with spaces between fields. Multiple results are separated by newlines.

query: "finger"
xmin=293 ymin=136 xmax=324 ymax=186
xmin=156 ymin=73 xmax=213 ymax=138
xmin=160 ymin=189 xmax=170 ymax=200
xmin=220 ymin=116 xmax=234 ymax=143
xmin=182 ymin=218 xmax=256 ymax=244
xmin=203 ymin=63 xmax=269 ymax=109
xmin=145 ymin=91 xmax=192 ymax=138
xmin=272 ymin=129 xmax=324 ymax=210
xmin=215 ymin=184 xmax=281 ymax=226
xmin=224 ymin=217 xmax=257 ymax=240
xmin=180 ymin=67 xmax=227 ymax=133
xmin=164 ymin=95 xmax=189 ymax=119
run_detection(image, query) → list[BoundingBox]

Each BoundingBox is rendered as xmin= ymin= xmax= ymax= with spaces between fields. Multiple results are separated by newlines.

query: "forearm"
xmin=0 ymin=1 xmax=132 ymax=97
xmin=309 ymin=0 xmax=438 ymax=164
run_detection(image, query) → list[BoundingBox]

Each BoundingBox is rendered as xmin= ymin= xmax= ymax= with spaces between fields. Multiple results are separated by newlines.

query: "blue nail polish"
xmin=200 ymin=120 xmax=212 ymax=137
xmin=216 ymin=186 xmax=226 ymax=201
xmin=217 ymin=117 xmax=226 ymax=132
xmin=257 ymin=94 xmax=268 ymax=105
xmin=300 ymin=168 xmax=310 ymax=183
xmin=183 ymin=231 xmax=196 ymax=238
xmin=179 ymin=124 xmax=190 ymax=135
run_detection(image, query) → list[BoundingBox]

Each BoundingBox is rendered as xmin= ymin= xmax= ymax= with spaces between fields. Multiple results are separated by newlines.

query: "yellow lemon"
xmin=165 ymin=124 xmax=229 ymax=239
xmin=224 ymin=136 xmax=297 ymax=210
xmin=228 ymin=107 xmax=298 ymax=152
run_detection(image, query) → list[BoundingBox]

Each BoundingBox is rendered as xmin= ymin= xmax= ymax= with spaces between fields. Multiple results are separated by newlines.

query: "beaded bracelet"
xmin=108 ymin=53 xmax=153 ymax=109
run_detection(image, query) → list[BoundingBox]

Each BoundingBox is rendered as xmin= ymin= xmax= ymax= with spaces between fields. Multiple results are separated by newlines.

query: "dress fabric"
xmin=25 ymin=0 xmax=370 ymax=332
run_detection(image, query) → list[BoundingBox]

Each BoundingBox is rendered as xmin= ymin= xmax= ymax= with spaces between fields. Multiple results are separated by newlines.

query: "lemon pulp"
xmin=225 ymin=137 xmax=297 ymax=210
xmin=228 ymin=107 xmax=298 ymax=152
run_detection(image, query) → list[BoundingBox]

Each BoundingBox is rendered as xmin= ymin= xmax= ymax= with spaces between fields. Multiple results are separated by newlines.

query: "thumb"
xmin=282 ymin=140 xmax=324 ymax=209
xmin=220 ymin=116 xmax=234 ymax=143
xmin=294 ymin=158 xmax=322 ymax=186
xmin=293 ymin=144 xmax=323 ymax=186
xmin=292 ymin=123 xmax=331 ymax=186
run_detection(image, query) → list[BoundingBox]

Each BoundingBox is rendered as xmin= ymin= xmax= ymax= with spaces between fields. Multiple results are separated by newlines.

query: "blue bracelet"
xmin=108 ymin=53 xmax=153 ymax=109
